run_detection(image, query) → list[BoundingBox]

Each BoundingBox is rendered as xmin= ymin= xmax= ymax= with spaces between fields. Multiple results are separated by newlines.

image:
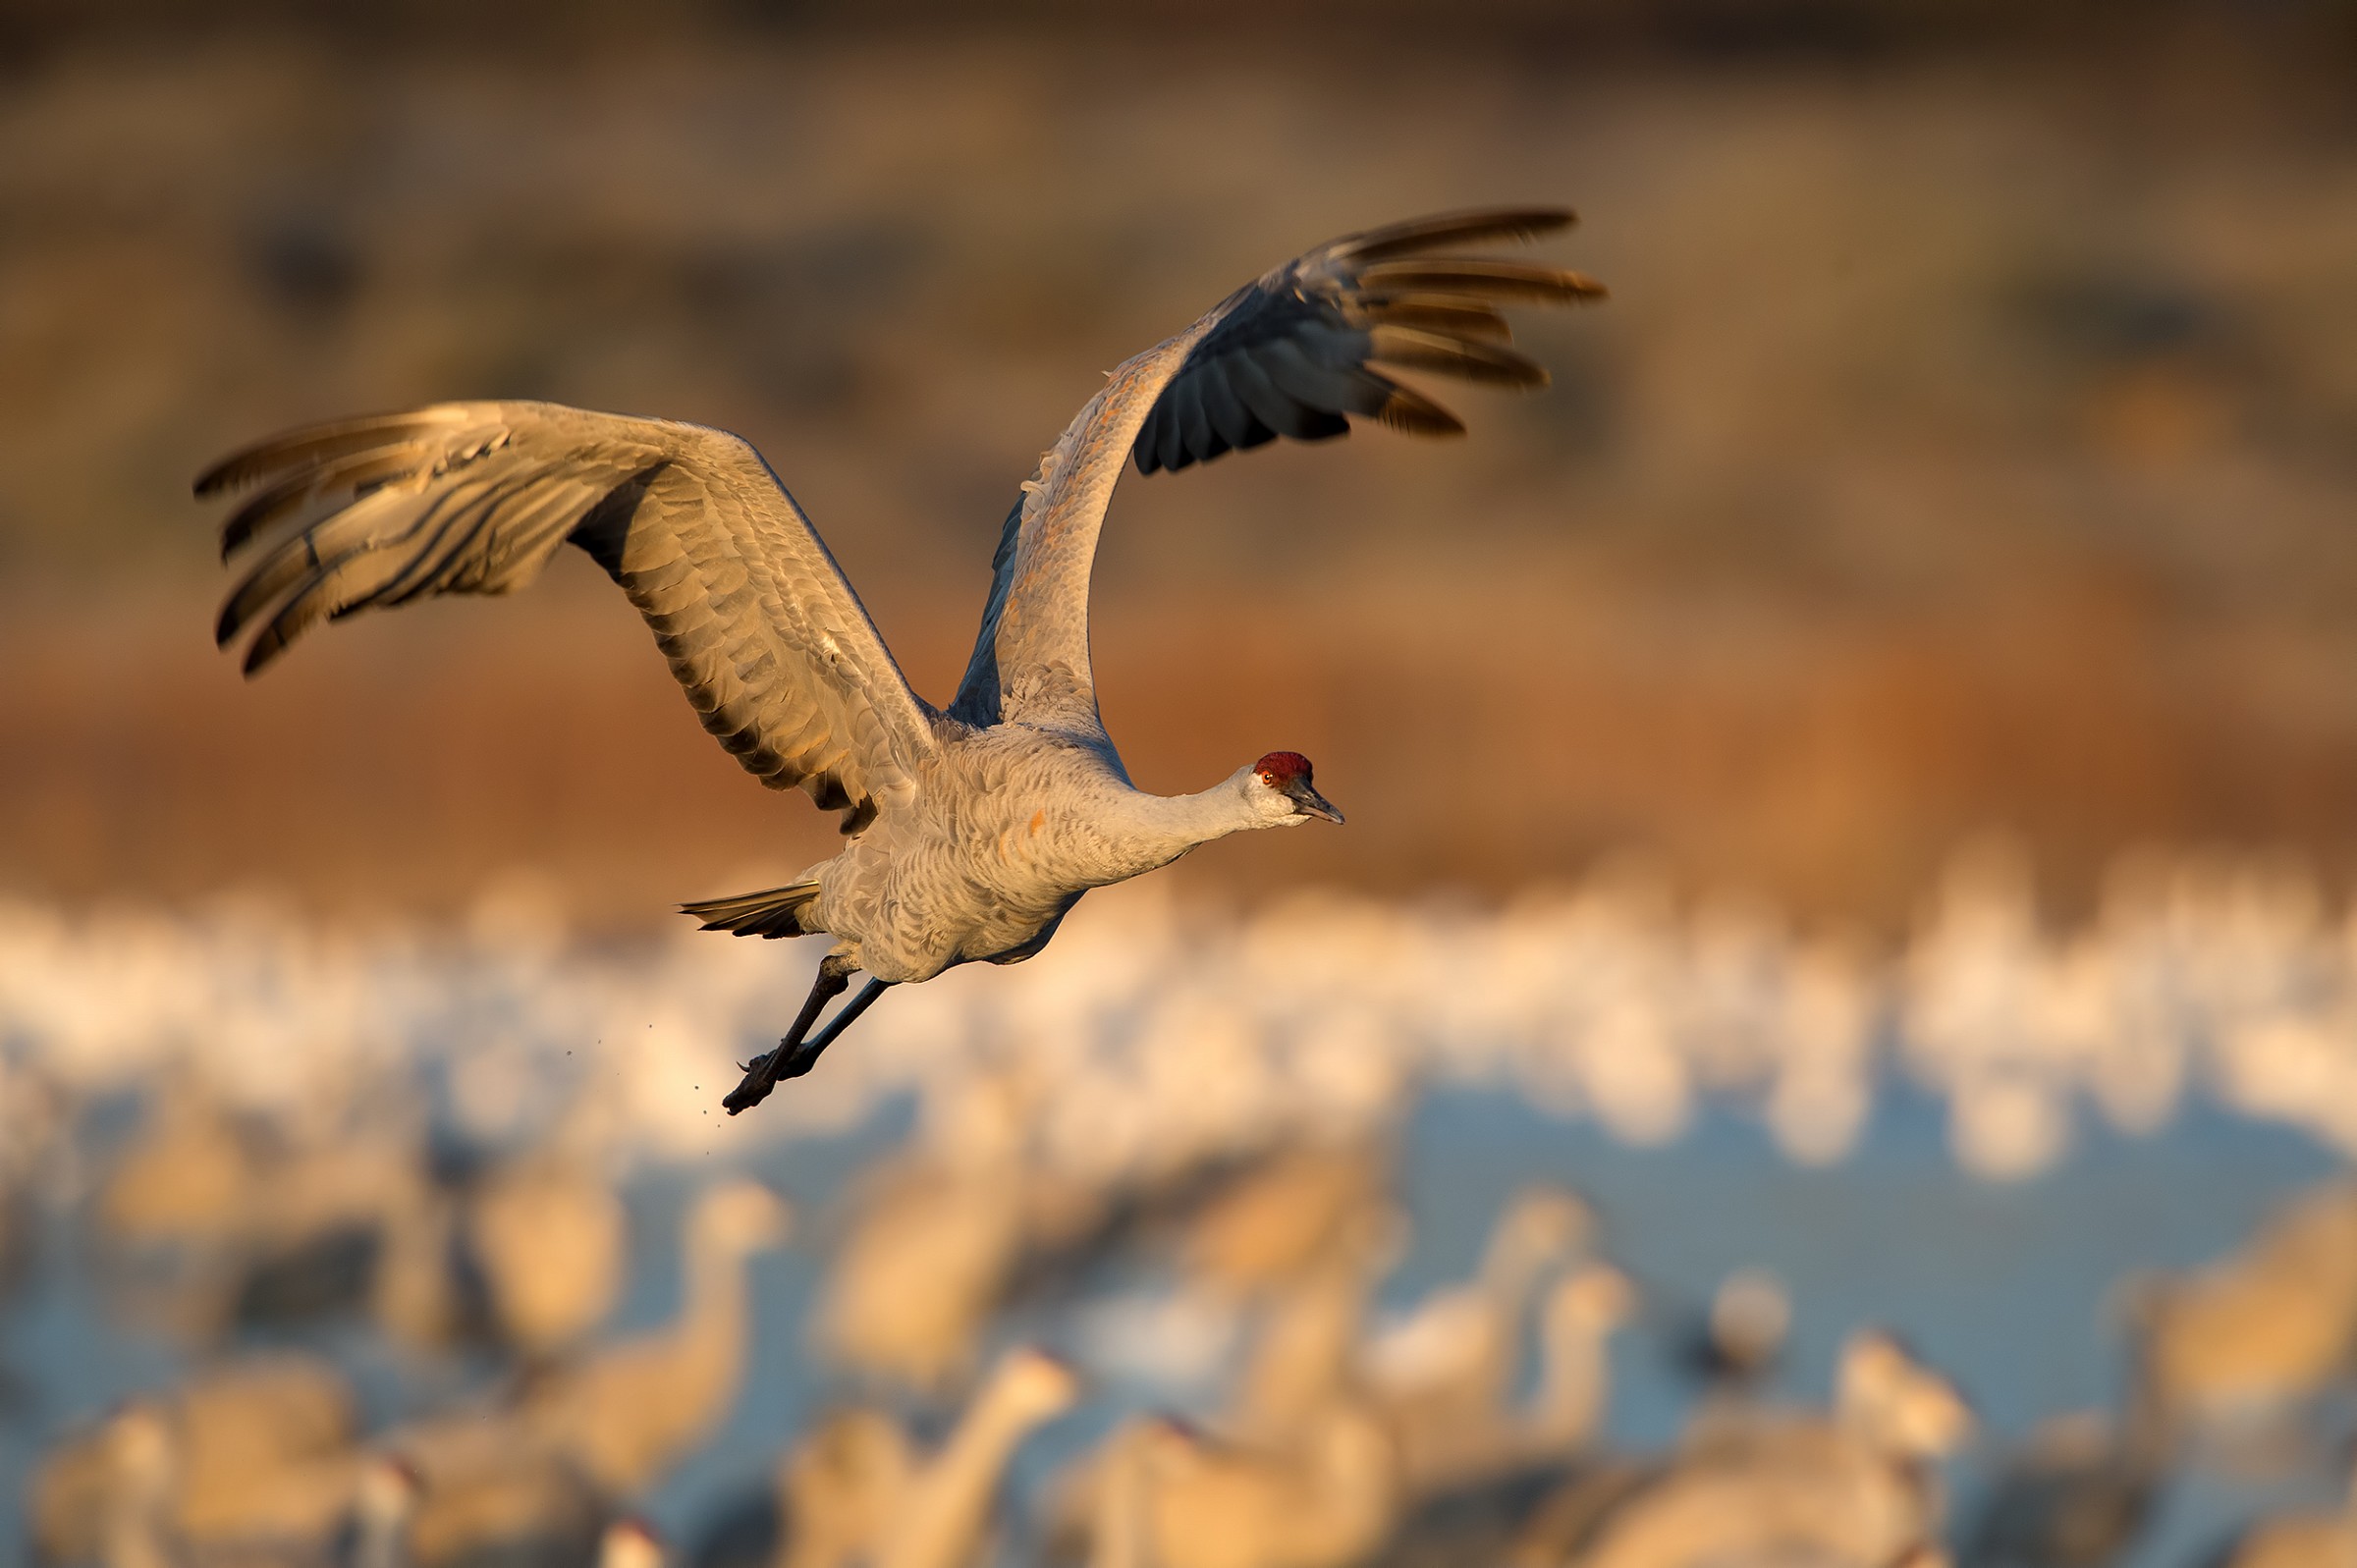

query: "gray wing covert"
xmin=199 ymin=401 xmax=936 ymax=833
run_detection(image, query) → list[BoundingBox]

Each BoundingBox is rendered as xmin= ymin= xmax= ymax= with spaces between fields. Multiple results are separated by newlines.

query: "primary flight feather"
xmin=198 ymin=206 xmax=1605 ymax=1112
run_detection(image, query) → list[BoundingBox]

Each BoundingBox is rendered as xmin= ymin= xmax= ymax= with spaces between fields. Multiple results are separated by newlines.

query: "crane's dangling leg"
xmin=724 ymin=954 xmax=851 ymax=1114
xmin=778 ymin=978 xmax=891 ymax=1083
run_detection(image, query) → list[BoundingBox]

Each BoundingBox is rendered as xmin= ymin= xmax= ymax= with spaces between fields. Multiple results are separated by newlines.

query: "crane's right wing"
xmin=949 ymin=207 xmax=1604 ymax=736
xmin=199 ymin=401 xmax=937 ymax=834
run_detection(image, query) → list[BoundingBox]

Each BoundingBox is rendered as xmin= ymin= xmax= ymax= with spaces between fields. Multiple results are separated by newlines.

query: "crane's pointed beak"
xmin=1285 ymin=779 xmax=1344 ymax=824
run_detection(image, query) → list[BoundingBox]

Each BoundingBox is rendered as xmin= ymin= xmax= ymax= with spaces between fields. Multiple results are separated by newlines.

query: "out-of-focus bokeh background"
xmin=11 ymin=6 xmax=2357 ymax=1568
xmin=8 ymin=0 xmax=2357 ymax=924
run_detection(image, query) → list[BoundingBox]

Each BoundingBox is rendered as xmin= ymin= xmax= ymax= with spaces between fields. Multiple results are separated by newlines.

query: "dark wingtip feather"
xmin=1356 ymin=259 xmax=1610 ymax=303
xmin=194 ymin=408 xmax=466 ymax=498
xmin=1339 ymin=207 xmax=1577 ymax=263
xmin=217 ymin=446 xmax=421 ymax=561
xmin=195 ymin=432 xmax=317 ymax=498
xmin=240 ymin=629 xmax=287 ymax=676
xmin=1367 ymin=326 xmax=1550 ymax=388
xmin=1357 ymin=295 xmax=1515 ymax=341
xmin=241 ymin=589 xmax=324 ymax=676
xmin=1367 ymin=373 xmax=1468 ymax=438
xmin=219 ymin=484 xmax=298 ymax=561
xmin=193 ymin=443 xmax=265 ymax=497
xmin=216 ymin=541 xmax=308 ymax=647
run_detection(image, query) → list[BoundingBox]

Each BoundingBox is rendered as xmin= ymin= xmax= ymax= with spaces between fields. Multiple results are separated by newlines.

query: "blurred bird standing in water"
xmin=197 ymin=209 xmax=1603 ymax=1114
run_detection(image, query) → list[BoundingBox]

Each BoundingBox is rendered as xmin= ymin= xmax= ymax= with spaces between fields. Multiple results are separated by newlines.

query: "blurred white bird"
xmin=1361 ymin=1187 xmax=1594 ymax=1494
xmin=765 ymin=1347 xmax=1080 ymax=1568
xmin=522 ymin=1178 xmax=791 ymax=1494
xmin=2121 ymin=1179 xmax=2357 ymax=1445
xmin=1109 ymin=1407 xmax=1403 ymax=1568
xmin=33 ymin=1353 xmax=362 ymax=1566
xmin=1516 ymin=1329 xmax=1975 ymax=1568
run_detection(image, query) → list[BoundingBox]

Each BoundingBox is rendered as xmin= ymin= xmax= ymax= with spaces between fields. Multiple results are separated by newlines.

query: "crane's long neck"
xmin=1236 ymin=1236 xmax=1385 ymax=1435
xmin=102 ymin=1427 xmax=178 ymax=1568
xmin=632 ymin=1221 xmax=756 ymax=1475
xmin=876 ymin=1382 xmax=1061 ymax=1568
xmin=1098 ymin=770 xmax=1262 ymax=881
xmin=1525 ymin=1304 xmax=1614 ymax=1453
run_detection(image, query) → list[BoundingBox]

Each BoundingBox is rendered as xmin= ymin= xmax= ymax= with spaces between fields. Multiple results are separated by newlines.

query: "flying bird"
xmin=196 ymin=207 xmax=1605 ymax=1114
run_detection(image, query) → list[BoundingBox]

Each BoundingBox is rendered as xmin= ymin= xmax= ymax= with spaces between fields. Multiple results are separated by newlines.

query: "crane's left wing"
xmin=950 ymin=208 xmax=1603 ymax=736
xmin=199 ymin=401 xmax=937 ymax=834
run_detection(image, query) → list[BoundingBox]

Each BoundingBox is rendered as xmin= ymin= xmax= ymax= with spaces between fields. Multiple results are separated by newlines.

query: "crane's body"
xmin=742 ymin=733 xmax=1287 ymax=988
xmin=198 ymin=208 xmax=1602 ymax=1112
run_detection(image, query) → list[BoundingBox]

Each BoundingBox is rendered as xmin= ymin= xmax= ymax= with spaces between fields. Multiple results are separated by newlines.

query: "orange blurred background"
xmin=5 ymin=2 xmax=2357 ymax=929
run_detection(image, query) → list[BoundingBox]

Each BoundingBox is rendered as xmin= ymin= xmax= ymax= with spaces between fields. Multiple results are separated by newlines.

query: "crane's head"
xmin=1246 ymin=751 xmax=1344 ymax=827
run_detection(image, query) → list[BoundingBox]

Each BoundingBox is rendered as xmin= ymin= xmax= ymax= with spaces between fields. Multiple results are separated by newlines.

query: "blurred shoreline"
xmin=7 ymin=572 xmax=2357 ymax=929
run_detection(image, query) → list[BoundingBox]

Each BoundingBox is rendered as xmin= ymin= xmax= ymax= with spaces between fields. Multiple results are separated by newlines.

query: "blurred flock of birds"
xmin=5 ymin=841 xmax=2357 ymax=1568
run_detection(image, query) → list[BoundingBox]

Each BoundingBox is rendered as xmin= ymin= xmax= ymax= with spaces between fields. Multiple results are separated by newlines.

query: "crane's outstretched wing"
xmin=950 ymin=207 xmax=1603 ymax=735
xmin=199 ymin=401 xmax=936 ymax=833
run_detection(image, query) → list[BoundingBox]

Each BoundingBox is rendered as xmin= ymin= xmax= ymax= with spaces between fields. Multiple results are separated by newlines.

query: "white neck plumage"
xmin=1103 ymin=766 xmax=1282 ymax=877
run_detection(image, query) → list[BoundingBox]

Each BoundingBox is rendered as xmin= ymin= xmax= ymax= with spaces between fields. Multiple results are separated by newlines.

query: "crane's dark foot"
xmin=722 ymin=1057 xmax=782 ymax=1115
xmin=724 ymin=955 xmax=851 ymax=1115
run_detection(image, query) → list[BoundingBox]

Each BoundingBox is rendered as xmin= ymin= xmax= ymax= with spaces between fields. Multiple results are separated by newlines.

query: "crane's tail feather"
xmin=680 ymin=881 xmax=822 ymax=939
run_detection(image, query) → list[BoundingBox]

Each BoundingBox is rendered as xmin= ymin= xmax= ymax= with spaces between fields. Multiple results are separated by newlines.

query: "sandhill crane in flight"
xmin=197 ymin=208 xmax=1605 ymax=1114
